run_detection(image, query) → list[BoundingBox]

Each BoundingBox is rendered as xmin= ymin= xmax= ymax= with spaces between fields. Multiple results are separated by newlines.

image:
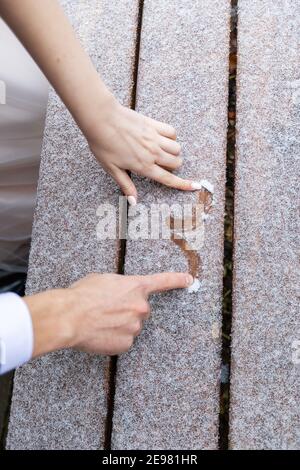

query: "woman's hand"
xmin=0 ymin=0 xmax=202 ymax=203
xmin=87 ymin=96 xmax=199 ymax=204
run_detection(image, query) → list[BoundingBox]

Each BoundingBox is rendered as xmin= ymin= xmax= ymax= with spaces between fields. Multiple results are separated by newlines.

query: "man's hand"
xmin=24 ymin=272 xmax=194 ymax=359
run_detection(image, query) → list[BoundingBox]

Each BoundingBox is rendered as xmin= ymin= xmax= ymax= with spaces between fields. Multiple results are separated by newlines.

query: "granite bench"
xmin=4 ymin=0 xmax=299 ymax=450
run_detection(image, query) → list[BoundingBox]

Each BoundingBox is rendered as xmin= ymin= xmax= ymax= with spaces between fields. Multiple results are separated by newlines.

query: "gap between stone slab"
xmin=103 ymin=0 xmax=145 ymax=451
xmin=218 ymin=0 xmax=238 ymax=451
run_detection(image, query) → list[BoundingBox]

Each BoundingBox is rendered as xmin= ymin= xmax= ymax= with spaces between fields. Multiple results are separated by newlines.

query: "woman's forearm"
xmin=1 ymin=0 xmax=199 ymax=198
xmin=0 ymin=0 xmax=113 ymax=137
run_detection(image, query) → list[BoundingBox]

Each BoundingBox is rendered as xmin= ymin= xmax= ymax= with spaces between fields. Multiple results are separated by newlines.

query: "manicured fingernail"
xmin=127 ymin=196 xmax=137 ymax=206
xmin=186 ymin=274 xmax=194 ymax=286
xmin=191 ymin=181 xmax=203 ymax=190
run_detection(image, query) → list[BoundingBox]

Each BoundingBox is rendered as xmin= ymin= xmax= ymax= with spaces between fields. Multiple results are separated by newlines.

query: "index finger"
xmin=145 ymin=165 xmax=197 ymax=191
xmin=140 ymin=272 xmax=193 ymax=295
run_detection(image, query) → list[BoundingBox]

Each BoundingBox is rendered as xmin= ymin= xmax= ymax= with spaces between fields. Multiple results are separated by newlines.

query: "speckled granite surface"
xmin=111 ymin=0 xmax=230 ymax=450
xmin=7 ymin=0 xmax=139 ymax=449
xmin=230 ymin=0 xmax=300 ymax=450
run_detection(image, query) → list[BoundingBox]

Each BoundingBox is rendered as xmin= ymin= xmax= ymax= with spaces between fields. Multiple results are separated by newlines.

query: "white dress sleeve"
xmin=0 ymin=292 xmax=34 ymax=375
xmin=0 ymin=18 xmax=48 ymax=274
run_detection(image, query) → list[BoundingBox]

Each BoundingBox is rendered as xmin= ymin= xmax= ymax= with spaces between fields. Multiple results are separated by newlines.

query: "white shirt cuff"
xmin=0 ymin=292 xmax=34 ymax=374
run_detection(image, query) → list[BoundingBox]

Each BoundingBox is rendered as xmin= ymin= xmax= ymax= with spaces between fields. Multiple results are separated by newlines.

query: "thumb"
xmin=111 ymin=166 xmax=137 ymax=205
xmin=140 ymin=272 xmax=194 ymax=295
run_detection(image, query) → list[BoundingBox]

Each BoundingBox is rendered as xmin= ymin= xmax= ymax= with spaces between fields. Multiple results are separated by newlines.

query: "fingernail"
xmin=186 ymin=274 xmax=194 ymax=286
xmin=127 ymin=196 xmax=137 ymax=207
xmin=191 ymin=181 xmax=203 ymax=190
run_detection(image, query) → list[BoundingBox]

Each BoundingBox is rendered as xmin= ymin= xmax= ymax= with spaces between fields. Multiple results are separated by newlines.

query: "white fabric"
xmin=0 ymin=292 xmax=33 ymax=374
xmin=0 ymin=19 xmax=48 ymax=273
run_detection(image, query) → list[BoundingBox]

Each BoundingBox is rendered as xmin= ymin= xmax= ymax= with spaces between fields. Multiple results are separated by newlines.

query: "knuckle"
xmin=141 ymin=133 xmax=160 ymax=156
xmin=134 ymin=300 xmax=147 ymax=315
xmin=163 ymin=175 xmax=174 ymax=187
xmin=131 ymin=320 xmax=142 ymax=335
xmin=174 ymin=143 xmax=181 ymax=155
xmin=134 ymin=158 xmax=145 ymax=172
xmin=131 ymin=276 xmax=145 ymax=291
xmin=144 ymin=157 xmax=155 ymax=169
xmin=173 ymin=157 xmax=183 ymax=168
xmin=148 ymin=143 xmax=159 ymax=156
xmin=119 ymin=336 xmax=134 ymax=354
xmin=141 ymin=301 xmax=150 ymax=316
xmin=125 ymin=337 xmax=134 ymax=351
xmin=136 ymin=277 xmax=148 ymax=291
xmin=136 ymin=154 xmax=153 ymax=171
xmin=173 ymin=177 xmax=183 ymax=189
xmin=168 ymin=126 xmax=176 ymax=137
xmin=135 ymin=300 xmax=150 ymax=317
xmin=141 ymin=128 xmax=153 ymax=142
xmin=131 ymin=295 xmax=150 ymax=316
xmin=125 ymin=183 xmax=136 ymax=194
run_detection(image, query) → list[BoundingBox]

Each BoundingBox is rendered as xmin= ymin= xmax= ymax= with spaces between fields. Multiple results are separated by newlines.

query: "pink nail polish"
xmin=127 ymin=196 xmax=137 ymax=207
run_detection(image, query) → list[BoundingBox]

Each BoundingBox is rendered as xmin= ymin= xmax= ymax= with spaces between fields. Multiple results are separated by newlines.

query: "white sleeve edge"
xmin=0 ymin=292 xmax=34 ymax=374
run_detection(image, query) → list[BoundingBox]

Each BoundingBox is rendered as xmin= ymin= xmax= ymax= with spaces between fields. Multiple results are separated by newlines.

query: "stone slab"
xmin=230 ymin=0 xmax=300 ymax=450
xmin=7 ymin=0 xmax=139 ymax=450
xmin=112 ymin=0 xmax=230 ymax=450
